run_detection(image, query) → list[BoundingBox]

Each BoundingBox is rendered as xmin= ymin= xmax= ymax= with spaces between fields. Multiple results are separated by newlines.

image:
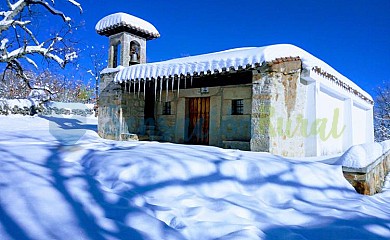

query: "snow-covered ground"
xmin=0 ymin=115 xmax=389 ymax=240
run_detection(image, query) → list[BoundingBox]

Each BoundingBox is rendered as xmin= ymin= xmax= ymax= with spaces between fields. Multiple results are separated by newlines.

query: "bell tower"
xmin=96 ymin=12 xmax=160 ymax=68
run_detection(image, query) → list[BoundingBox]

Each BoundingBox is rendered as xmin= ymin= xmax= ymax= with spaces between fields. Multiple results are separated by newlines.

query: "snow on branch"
xmin=25 ymin=0 xmax=79 ymax=22
xmin=0 ymin=0 xmax=82 ymax=98
xmin=67 ymin=0 xmax=82 ymax=12
xmin=0 ymin=0 xmax=81 ymax=66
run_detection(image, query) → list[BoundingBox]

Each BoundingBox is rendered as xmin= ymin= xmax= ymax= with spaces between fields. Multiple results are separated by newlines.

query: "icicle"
xmin=133 ymin=80 xmax=136 ymax=97
xmin=191 ymin=75 xmax=193 ymax=86
xmin=143 ymin=79 xmax=146 ymax=100
xmin=165 ymin=77 xmax=169 ymax=102
xmin=171 ymin=76 xmax=174 ymax=93
xmin=154 ymin=78 xmax=157 ymax=101
xmin=128 ymin=81 xmax=131 ymax=93
xmin=159 ymin=77 xmax=163 ymax=102
xmin=177 ymin=76 xmax=181 ymax=97
xmin=138 ymin=80 xmax=141 ymax=98
xmin=184 ymin=75 xmax=187 ymax=89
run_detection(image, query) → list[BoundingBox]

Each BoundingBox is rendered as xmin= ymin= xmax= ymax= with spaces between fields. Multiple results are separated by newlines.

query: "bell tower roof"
xmin=96 ymin=12 xmax=160 ymax=40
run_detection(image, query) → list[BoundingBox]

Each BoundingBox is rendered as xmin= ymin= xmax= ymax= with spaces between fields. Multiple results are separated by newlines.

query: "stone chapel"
xmin=96 ymin=12 xmax=374 ymax=157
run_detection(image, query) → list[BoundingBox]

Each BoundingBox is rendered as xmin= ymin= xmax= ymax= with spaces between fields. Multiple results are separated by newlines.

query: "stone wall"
xmin=153 ymin=84 xmax=252 ymax=149
xmin=108 ymin=32 xmax=147 ymax=68
xmin=220 ymin=85 xmax=252 ymax=150
xmin=98 ymin=72 xmax=123 ymax=140
xmin=251 ymin=60 xmax=307 ymax=157
xmin=99 ymin=71 xmax=146 ymax=140
xmin=155 ymin=91 xmax=177 ymax=142
xmin=155 ymin=87 xmax=223 ymax=145
xmin=343 ymin=150 xmax=390 ymax=195
xmin=269 ymin=61 xmax=307 ymax=157
xmin=250 ymin=70 xmax=272 ymax=152
xmin=121 ymin=92 xmax=145 ymax=135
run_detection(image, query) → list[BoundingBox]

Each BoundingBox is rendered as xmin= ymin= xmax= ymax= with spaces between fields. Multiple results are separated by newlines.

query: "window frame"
xmin=162 ymin=101 xmax=172 ymax=115
xmin=231 ymin=99 xmax=244 ymax=115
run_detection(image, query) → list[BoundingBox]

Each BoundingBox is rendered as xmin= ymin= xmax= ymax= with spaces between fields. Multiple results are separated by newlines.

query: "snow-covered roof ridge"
xmin=113 ymin=44 xmax=372 ymax=102
xmin=95 ymin=12 xmax=160 ymax=40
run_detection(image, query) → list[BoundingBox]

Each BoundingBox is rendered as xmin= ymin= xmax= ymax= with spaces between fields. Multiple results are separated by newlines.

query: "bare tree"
xmin=0 ymin=69 xmax=93 ymax=103
xmin=374 ymin=82 xmax=390 ymax=142
xmin=84 ymin=45 xmax=106 ymax=103
xmin=0 ymin=0 xmax=82 ymax=97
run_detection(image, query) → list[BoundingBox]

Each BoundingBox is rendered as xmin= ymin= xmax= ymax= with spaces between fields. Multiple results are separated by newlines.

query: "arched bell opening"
xmin=130 ymin=40 xmax=141 ymax=65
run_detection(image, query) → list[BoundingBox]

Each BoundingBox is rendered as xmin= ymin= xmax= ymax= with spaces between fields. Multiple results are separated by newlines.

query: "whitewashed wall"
xmin=317 ymin=88 xmax=346 ymax=155
xmin=352 ymin=103 xmax=368 ymax=145
xmin=302 ymin=70 xmax=374 ymax=157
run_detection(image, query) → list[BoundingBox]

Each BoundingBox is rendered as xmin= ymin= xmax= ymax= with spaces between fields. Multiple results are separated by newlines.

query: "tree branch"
xmin=26 ymin=0 xmax=71 ymax=22
xmin=8 ymin=59 xmax=55 ymax=98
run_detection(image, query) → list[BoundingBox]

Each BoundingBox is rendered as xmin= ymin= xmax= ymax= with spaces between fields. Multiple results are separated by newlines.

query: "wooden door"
xmin=188 ymin=97 xmax=210 ymax=145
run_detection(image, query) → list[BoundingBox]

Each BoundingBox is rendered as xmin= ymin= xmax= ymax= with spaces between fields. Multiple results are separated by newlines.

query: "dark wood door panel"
xmin=188 ymin=97 xmax=210 ymax=144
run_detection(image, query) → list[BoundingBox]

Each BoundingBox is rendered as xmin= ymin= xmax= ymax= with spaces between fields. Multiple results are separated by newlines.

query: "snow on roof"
xmin=113 ymin=44 xmax=372 ymax=102
xmin=96 ymin=12 xmax=160 ymax=40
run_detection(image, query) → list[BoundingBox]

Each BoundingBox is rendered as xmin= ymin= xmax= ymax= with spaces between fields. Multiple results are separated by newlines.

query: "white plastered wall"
xmin=352 ymin=102 xmax=372 ymax=145
xmin=301 ymin=69 xmax=374 ymax=156
xmin=317 ymin=87 xmax=346 ymax=155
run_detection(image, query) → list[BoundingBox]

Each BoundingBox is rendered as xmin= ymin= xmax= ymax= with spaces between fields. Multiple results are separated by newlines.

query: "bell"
xmin=130 ymin=53 xmax=139 ymax=65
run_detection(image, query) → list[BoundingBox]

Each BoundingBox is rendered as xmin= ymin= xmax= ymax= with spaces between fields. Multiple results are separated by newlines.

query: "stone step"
xmin=120 ymin=133 xmax=139 ymax=141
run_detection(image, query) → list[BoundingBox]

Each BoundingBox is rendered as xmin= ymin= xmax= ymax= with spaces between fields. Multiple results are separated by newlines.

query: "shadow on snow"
xmin=0 ymin=117 xmax=389 ymax=240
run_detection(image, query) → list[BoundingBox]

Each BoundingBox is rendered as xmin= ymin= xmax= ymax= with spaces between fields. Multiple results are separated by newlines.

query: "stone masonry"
xmin=251 ymin=59 xmax=307 ymax=157
xmin=343 ymin=150 xmax=390 ymax=195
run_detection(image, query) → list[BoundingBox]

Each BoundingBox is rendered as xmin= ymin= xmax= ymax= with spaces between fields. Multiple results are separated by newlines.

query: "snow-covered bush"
xmin=374 ymin=83 xmax=390 ymax=142
xmin=0 ymin=99 xmax=95 ymax=117
xmin=0 ymin=98 xmax=40 ymax=115
xmin=381 ymin=140 xmax=390 ymax=154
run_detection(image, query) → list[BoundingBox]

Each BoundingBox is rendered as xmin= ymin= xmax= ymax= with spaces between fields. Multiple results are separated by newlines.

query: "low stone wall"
xmin=0 ymin=104 xmax=36 ymax=115
xmin=40 ymin=107 xmax=94 ymax=117
xmin=343 ymin=150 xmax=390 ymax=195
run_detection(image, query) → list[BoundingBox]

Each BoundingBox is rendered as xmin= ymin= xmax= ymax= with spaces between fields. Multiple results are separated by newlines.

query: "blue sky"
xmin=8 ymin=0 xmax=390 ymax=96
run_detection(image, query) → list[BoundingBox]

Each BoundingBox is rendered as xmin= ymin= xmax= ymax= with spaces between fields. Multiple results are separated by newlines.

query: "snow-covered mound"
xmin=0 ymin=116 xmax=389 ymax=240
xmin=337 ymin=142 xmax=384 ymax=168
xmin=0 ymin=98 xmax=38 ymax=115
xmin=0 ymin=98 xmax=36 ymax=108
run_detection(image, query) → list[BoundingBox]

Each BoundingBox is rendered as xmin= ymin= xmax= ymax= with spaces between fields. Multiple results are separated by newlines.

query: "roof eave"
xmin=96 ymin=25 xmax=160 ymax=40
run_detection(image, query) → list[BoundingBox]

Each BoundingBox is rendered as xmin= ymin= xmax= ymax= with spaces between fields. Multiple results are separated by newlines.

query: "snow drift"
xmin=0 ymin=116 xmax=389 ymax=240
xmin=337 ymin=142 xmax=388 ymax=168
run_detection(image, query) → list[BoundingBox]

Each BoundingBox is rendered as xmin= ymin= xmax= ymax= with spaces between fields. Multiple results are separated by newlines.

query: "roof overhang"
xmin=104 ymin=44 xmax=373 ymax=105
xmin=96 ymin=12 xmax=160 ymax=40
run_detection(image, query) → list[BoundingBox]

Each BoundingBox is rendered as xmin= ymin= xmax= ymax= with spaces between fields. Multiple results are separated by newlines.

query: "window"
xmin=232 ymin=99 xmax=244 ymax=115
xmin=163 ymin=102 xmax=171 ymax=115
